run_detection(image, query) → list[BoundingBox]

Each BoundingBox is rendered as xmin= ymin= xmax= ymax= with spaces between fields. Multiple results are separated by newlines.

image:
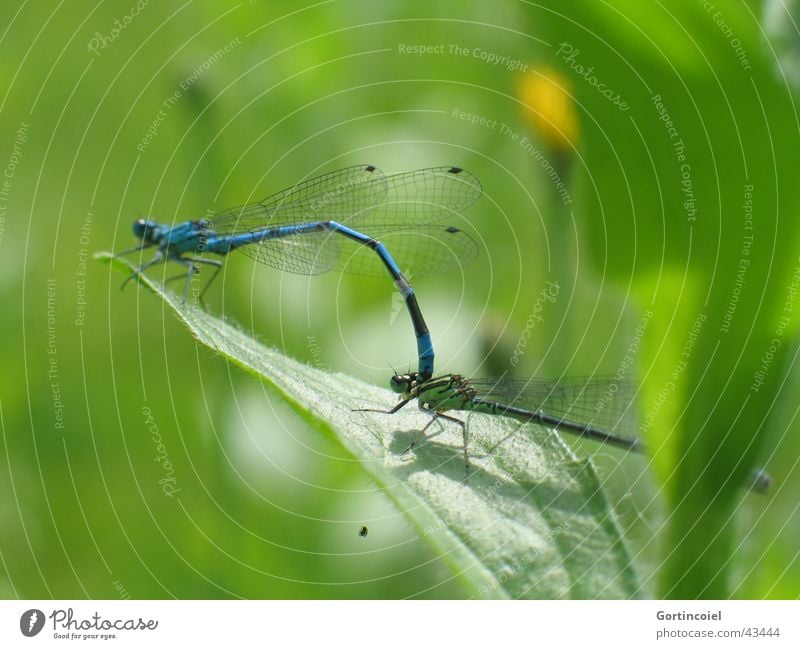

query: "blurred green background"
xmin=1 ymin=0 xmax=799 ymax=598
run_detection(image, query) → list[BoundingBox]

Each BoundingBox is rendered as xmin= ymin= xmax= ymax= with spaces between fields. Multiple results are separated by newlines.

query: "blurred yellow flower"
xmin=517 ymin=67 xmax=580 ymax=152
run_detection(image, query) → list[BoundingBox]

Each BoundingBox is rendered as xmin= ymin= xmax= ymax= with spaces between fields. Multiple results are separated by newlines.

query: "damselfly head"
xmin=389 ymin=373 xmax=417 ymax=394
xmin=133 ymin=218 xmax=158 ymax=242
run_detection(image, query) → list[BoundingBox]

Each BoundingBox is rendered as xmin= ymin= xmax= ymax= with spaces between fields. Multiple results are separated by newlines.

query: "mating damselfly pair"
xmin=116 ymin=163 xmax=768 ymax=490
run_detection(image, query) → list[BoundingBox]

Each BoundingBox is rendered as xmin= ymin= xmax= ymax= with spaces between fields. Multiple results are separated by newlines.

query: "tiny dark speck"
xmin=365 ymin=165 xmax=376 ymax=172
xmin=358 ymin=526 xmax=368 ymax=538
xmin=448 ymin=166 xmax=463 ymax=174
xmin=445 ymin=226 xmax=461 ymax=233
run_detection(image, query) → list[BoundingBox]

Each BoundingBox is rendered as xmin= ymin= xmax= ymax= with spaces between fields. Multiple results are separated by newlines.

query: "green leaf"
xmin=97 ymin=252 xmax=641 ymax=599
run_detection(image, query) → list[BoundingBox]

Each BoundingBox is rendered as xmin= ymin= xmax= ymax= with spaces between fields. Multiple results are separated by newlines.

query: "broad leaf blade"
xmin=98 ymin=252 xmax=640 ymax=598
